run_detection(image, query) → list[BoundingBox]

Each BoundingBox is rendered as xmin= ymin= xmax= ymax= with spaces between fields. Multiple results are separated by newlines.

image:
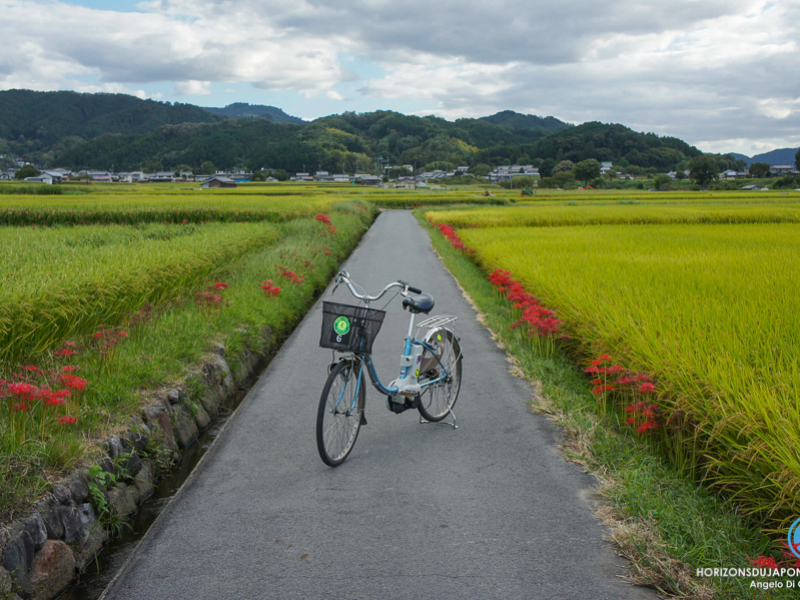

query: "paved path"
xmin=104 ymin=211 xmax=655 ymax=600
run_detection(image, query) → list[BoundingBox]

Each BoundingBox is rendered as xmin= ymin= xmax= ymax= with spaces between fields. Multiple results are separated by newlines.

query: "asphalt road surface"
xmin=104 ymin=210 xmax=656 ymax=600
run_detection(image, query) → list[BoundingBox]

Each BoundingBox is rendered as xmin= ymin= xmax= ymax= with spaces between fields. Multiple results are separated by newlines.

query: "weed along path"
xmin=102 ymin=211 xmax=656 ymax=600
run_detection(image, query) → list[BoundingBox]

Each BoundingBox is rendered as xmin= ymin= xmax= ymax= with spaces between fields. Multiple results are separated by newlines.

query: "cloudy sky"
xmin=2 ymin=0 xmax=798 ymax=155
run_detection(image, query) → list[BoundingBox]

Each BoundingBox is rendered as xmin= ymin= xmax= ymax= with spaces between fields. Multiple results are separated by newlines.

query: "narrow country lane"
xmin=102 ymin=210 xmax=656 ymax=600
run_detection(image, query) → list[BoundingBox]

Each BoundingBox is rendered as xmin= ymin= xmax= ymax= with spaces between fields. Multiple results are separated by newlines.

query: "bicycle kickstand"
xmin=419 ymin=408 xmax=458 ymax=429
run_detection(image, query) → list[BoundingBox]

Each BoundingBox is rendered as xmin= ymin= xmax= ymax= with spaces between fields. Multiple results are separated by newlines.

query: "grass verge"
xmin=415 ymin=209 xmax=794 ymax=599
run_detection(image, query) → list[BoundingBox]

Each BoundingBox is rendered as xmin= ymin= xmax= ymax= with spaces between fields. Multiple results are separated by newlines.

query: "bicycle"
xmin=316 ymin=270 xmax=463 ymax=467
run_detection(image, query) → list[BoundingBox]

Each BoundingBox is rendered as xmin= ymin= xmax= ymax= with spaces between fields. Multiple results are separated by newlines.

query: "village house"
xmin=201 ymin=176 xmax=237 ymax=188
xmin=771 ymin=164 xmax=798 ymax=176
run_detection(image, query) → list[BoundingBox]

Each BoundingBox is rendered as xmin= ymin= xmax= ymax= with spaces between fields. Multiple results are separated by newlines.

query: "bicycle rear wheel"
xmin=316 ymin=359 xmax=365 ymax=466
xmin=418 ymin=328 xmax=462 ymax=422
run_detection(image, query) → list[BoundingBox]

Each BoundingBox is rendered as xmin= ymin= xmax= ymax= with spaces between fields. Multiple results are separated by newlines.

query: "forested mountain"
xmin=55 ymin=109 xmax=719 ymax=174
xmin=480 ymin=110 xmax=571 ymax=133
xmin=1 ymin=89 xmax=737 ymax=174
xmin=0 ymin=89 xmax=222 ymax=163
xmin=732 ymin=148 xmax=800 ymax=166
xmin=201 ymin=103 xmax=304 ymax=123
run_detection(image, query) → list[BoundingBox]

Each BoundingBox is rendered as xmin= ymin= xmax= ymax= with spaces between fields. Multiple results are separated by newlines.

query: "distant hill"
xmin=0 ymin=89 xmax=221 ymax=144
xmin=733 ymin=147 xmax=799 ymax=166
xmin=56 ymin=109 xmax=715 ymax=176
xmin=480 ymin=110 xmax=571 ymax=134
xmin=202 ymin=103 xmax=304 ymax=124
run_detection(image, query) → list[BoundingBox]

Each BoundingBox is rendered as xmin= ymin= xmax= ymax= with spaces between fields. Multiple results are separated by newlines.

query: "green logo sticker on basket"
xmin=333 ymin=316 xmax=351 ymax=336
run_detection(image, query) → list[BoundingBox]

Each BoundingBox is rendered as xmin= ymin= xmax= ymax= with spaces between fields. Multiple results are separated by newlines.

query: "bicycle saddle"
xmin=402 ymin=293 xmax=435 ymax=314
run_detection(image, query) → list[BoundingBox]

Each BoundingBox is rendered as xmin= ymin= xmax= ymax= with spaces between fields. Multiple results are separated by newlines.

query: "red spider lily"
xmin=59 ymin=415 xmax=77 ymax=425
xmin=54 ymin=349 xmax=76 ymax=357
xmin=119 ymin=331 xmax=128 ymax=338
xmin=59 ymin=374 xmax=88 ymax=391
xmin=640 ymin=382 xmax=657 ymax=394
xmin=24 ymin=365 xmax=37 ymax=372
xmin=64 ymin=341 xmax=75 ymax=347
xmin=315 ymin=214 xmax=337 ymax=234
xmin=636 ymin=421 xmax=657 ymax=434
xmin=182 ymin=219 xmax=188 ymax=224
xmin=6 ymin=382 xmax=38 ymax=399
xmin=261 ymin=280 xmax=281 ymax=297
xmin=92 ymin=332 xmax=104 ymax=338
xmin=488 ymin=269 xmax=562 ymax=337
xmin=11 ymin=403 xmax=28 ymax=412
xmin=625 ymin=401 xmax=661 ymax=434
xmin=277 ymin=266 xmax=305 ymax=284
xmin=323 ymin=249 xmax=332 ymax=256
xmin=591 ymin=378 xmax=602 ymax=385
xmin=778 ymin=542 xmax=800 ymax=568
xmin=434 ymin=223 xmax=475 ymax=253
xmin=592 ymin=384 xmax=614 ymax=396
xmin=213 ymin=282 xmax=229 ymax=290
xmin=748 ymin=556 xmax=780 ymax=571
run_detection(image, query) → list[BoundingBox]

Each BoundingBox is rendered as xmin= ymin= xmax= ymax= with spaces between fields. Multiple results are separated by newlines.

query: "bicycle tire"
xmin=418 ymin=328 xmax=462 ymax=422
xmin=316 ymin=359 xmax=365 ymax=466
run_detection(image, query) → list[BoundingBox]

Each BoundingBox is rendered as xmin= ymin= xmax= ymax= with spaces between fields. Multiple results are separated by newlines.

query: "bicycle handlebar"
xmin=333 ymin=271 xmax=422 ymax=303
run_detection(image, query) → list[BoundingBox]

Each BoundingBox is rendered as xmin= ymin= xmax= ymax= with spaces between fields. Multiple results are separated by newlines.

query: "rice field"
xmin=0 ymin=184 xmax=378 ymax=515
xmin=426 ymin=197 xmax=800 ymax=228
xmin=0 ymin=222 xmax=281 ymax=366
xmin=428 ymin=193 xmax=800 ymax=528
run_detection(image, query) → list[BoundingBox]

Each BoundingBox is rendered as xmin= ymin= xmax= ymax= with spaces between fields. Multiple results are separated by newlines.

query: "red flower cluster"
xmin=592 ymin=384 xmax=614 ymax=396
xmin=434 ymin=223 xmax=474 ymax=253
xmin=90 ymin=327 xmax=130 ymax=354
xmin=277 ymin=265 xmax=305 ymax=284
xmin=624 ymin=401 xmax=659 ymax=434
xmin=261 ymin=280 xmax=281 ymax=297
xmin=488 ymin=270 xmax=562 ymax=336
xmin=615 ymin=373 xmax=655 ymax=386
xmin=315 ymin=214 xmax=337 ymax=234
xmin=748 ymin=556 xmax=781 ymax=572
xmin=59 ymin=415 xmax=77 ymax=425
xmin=1 ymin=370 xmax=82 ymax=413
xmin=59 ymin=374 xmax=88 ymax=391
xmin=323 ymin=249 xmax=332 ymax=256
xmin=213 ymin=282 xmax=229 ymax=290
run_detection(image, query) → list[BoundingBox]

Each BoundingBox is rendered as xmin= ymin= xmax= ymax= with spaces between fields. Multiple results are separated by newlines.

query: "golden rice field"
xmin=429 ymin=194 xmax=800 ymax=527
xmin=427 ymin=197 xmax=800 ymax=228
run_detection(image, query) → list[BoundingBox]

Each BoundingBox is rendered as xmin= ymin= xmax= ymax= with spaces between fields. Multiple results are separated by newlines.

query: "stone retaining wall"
xmin=0 ymin=333 xmax=266 ymax=600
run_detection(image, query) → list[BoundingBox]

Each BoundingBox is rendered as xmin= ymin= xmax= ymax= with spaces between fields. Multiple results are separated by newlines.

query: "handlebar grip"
xmin=407 ymin=285 xmax=422 ymax=294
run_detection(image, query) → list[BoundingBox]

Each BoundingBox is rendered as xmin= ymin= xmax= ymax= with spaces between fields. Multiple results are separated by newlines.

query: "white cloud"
xmin=173 ymin=80 xmax=212 ymax=96
xmin=0 ymin=0 xmax=797 ymax=153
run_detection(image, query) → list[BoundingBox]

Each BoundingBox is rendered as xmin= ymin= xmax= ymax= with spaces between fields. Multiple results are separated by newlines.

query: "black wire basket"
xmin=320 ymin=302 xmax=386 ymax=354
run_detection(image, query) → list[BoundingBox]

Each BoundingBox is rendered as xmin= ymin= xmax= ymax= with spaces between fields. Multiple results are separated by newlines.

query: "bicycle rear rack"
xmin=416 ymin=314 xmax=457 ymax=330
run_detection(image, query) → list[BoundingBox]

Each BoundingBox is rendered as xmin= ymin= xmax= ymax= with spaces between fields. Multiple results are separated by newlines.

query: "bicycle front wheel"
xmin=418 ymin=328 xmax=462 ymax=422
xmin=316 ymin=359 xmax=365 ymax=467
